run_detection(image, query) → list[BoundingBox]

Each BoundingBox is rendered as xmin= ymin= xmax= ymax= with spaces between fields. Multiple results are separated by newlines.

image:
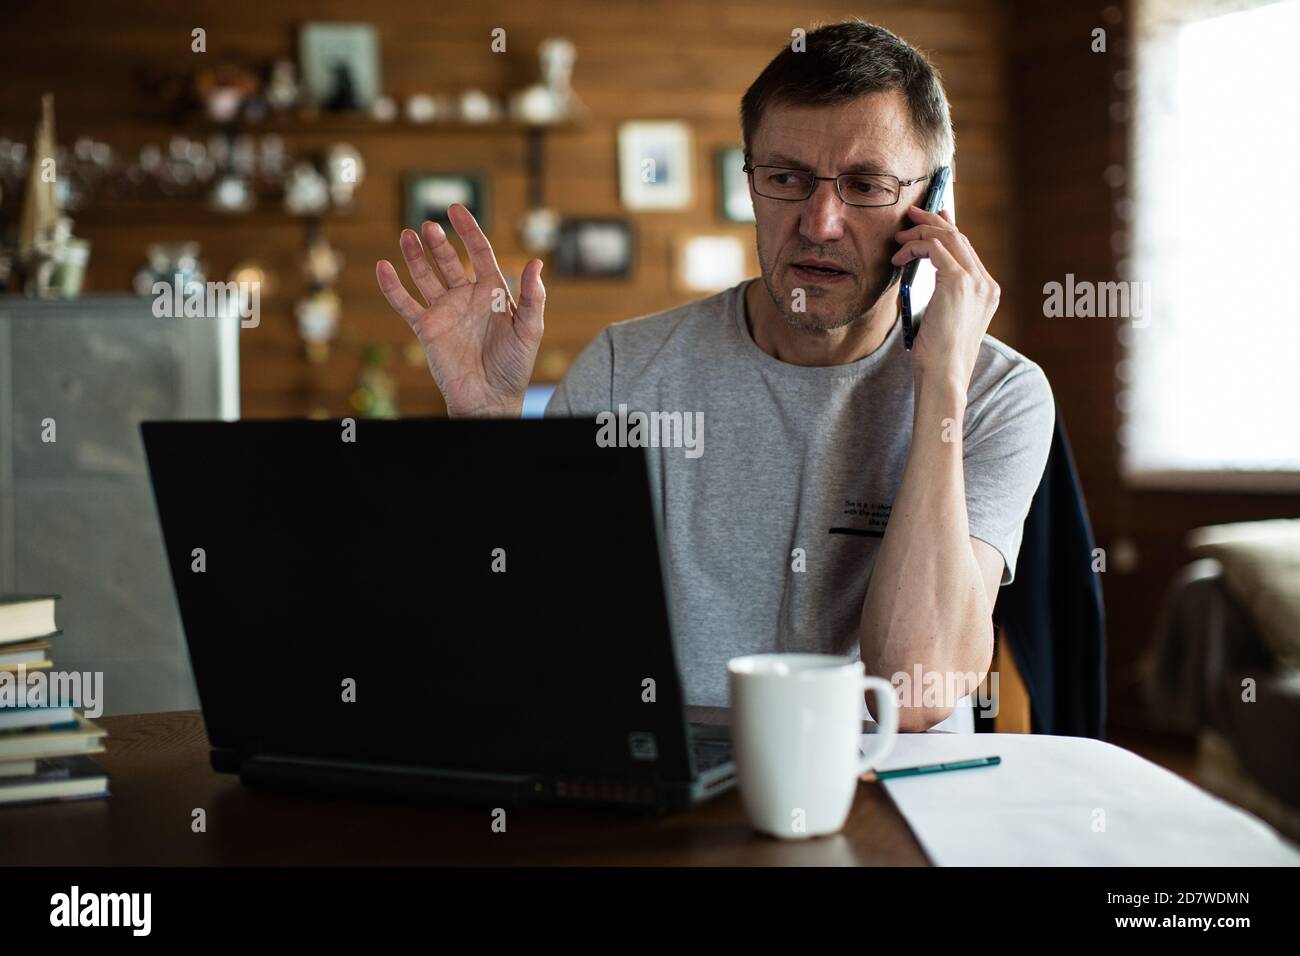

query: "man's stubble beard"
xmin=757 ymin=252 xmax=900 ymax=335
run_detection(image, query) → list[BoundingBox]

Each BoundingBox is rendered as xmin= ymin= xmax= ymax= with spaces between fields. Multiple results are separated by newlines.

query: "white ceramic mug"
xmin=727 ymin=653 xmax=899 ymax=839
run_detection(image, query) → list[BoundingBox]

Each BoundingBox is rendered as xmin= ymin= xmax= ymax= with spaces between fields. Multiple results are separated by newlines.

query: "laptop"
xmin=141 ymin=418 xmax=736 ymax=812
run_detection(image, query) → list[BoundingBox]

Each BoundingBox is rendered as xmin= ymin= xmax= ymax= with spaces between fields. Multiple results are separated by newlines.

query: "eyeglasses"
xmin=742 ymin=162 xmax=932 ymax=208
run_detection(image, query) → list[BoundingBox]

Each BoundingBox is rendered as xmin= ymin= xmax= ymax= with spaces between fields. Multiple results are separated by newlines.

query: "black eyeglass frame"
xmin=741 ymin=161 xmax=933 ymax=208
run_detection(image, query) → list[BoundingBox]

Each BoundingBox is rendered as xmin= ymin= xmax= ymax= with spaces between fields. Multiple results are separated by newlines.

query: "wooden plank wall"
xmin=1 ymin=0 xmax=1013 ymax=419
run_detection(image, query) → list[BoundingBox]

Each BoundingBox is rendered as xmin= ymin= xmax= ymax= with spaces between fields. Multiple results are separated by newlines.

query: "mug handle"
xmin=856 ymin=675 xmax=899 ymax=775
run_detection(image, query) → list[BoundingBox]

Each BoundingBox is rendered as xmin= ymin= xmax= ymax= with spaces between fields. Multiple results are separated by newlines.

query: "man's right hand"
xmin=375 ymin=203 xmax=545 ymax=418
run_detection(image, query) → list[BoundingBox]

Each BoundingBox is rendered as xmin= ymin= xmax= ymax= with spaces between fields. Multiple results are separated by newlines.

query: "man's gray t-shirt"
xmin=545 ymin=278 xmax=1055 ymax=713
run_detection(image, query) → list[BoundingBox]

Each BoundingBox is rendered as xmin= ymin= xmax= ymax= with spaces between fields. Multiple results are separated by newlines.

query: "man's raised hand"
xmin=375 ymin=203 xmax=545 ymax=417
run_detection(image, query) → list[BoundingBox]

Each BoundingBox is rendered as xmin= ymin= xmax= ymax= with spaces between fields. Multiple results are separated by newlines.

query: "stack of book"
xmin=0 ymin=594 xmax=109 ymax=806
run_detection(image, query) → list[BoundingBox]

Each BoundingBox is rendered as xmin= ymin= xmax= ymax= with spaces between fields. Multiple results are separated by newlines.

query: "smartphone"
xmin=898 ymin=165 xmax=952 ymax=350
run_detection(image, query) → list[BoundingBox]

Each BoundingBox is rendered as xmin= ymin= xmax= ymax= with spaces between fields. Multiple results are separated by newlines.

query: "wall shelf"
xmin=123 ymin=112 xmax=588 ymax=137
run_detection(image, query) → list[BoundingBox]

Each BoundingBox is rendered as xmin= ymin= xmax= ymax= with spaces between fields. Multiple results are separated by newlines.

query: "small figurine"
xmin=266 ymin=60 xmax=300 ymax=112
xmin=284 ymin=161 xmax=330 ymax=217
xmin=322 ymin=62 xmax=360 ymax=112
xmin=194 ymin=63 xmax=260 ymax=124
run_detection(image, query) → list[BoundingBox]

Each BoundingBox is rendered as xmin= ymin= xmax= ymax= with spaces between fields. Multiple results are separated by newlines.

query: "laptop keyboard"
xmin=690 ymin=737 xmax=734 ymax=772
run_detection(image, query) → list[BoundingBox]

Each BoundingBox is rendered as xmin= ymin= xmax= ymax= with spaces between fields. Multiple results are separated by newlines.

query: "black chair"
xmin=975 ymin=416 xmax=1106 ymax=738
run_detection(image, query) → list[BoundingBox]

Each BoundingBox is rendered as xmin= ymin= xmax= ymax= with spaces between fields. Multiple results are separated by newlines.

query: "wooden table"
xmin=2 ymin=709 xmax=930 ymax=865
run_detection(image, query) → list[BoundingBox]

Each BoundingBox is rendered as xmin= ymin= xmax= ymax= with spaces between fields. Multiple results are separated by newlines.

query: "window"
xmin=1123 ymin=0 xmax=1300 ymax=490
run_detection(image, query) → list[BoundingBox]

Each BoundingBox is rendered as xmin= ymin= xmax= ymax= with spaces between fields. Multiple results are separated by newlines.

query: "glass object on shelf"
xmin=25 ymin=218 xmax=89 ymax=299
xmin=51 ymin=233 xmax=90 ymax=297
xmin=209 ymin=172 xmax=255 ymax=213
xmin=133 ymin=241 xmax=206 ymax=298
xmin=284 ymin=161 xmax=329 ymax=216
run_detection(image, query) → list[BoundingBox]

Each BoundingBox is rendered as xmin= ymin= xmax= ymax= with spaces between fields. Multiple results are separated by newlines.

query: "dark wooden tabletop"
xmin=1 ymin=709 xmax=930 ymax=866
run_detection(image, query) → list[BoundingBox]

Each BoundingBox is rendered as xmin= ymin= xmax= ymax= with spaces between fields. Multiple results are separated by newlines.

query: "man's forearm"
xmin=859 ymin=373 xmax=994 ymax=729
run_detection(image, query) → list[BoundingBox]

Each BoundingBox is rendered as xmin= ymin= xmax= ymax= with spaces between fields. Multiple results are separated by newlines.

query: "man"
xmin=375 ymin=21 xmax=1054 ymax=732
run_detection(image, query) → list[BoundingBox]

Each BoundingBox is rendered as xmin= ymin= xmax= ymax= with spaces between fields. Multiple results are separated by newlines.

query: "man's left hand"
xmin=891 ymin=206 xmax=1000 ymax=389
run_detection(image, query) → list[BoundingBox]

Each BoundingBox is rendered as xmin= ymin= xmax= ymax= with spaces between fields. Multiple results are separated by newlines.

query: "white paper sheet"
xmin=862 ymin=732 xmax=1300 ymax=866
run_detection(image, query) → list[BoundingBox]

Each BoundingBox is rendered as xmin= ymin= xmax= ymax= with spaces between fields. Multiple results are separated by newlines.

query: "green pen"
xmin=861 ymin=755 xmax=1001 ymax=782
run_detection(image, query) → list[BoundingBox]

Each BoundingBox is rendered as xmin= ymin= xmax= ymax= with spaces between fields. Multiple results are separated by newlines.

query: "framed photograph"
xmin=299 ymin=23 xmax=382 ymax=111
xmin=618 ymin=121 xmax=693 ymax=210
xmin=404 ymin=173 xmax=488 ymax=235
xmin=554 ymin=219 xmax=634 ymax=277
xmin=675 ymin=234 xmax=748 ymax=293
xmin=718 ymin=146 xmax=755 ymax=222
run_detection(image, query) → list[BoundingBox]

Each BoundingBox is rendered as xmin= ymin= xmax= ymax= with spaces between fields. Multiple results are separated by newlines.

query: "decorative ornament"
xmin=404 ymin=93 xmax=435 ymax=124
xmin=459 ymin=89 xmax=500 ymax=124
xmin=266 ymin=60 xmax=300 ymax=112
xmin=194 ymin=63 xmax=260 ymax=124
xmin=17 ymin=94 xmax=87 ymax=297
xmin=283 ymin=161 xmax=330 ymax=216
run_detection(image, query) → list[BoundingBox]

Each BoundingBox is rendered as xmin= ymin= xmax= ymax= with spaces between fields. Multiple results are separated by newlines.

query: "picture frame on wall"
xmin=299 ymin=23 xmax=382 ymax=112
xmin=718 ymin=147 xmax=755 ymax=222
xmin=618 ymin=121 xmax=693 ymax=210
xmin=674 ymin=234 xmax=748 ymax=293
xmin=553 ymin=219 xmax=634 ymax=277
xmin=403 ymin=173 xmax=489 ymax=235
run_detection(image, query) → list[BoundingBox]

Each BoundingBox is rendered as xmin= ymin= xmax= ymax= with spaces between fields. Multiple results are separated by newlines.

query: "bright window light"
xmin=1126 ymin=0 xmax=1300 ymax=488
